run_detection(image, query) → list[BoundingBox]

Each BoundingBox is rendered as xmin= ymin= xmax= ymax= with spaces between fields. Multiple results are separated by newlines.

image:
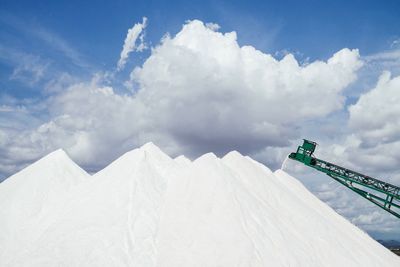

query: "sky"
xmin=1 ymin=0 xmax=400 ymax=239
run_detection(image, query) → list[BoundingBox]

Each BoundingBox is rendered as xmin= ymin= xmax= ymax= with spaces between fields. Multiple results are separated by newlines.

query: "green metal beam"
xmin=289 ymin=139 xmax=400 ymax=219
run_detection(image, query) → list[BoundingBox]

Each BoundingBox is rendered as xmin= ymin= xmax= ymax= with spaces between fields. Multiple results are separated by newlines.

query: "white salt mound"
xmin=0 ymin=143 xmax=398 ymax=266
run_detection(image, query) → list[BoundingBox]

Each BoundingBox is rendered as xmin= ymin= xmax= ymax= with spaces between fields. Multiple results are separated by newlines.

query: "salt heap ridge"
xmin=0 ymin=143 xmax=399 ymax=266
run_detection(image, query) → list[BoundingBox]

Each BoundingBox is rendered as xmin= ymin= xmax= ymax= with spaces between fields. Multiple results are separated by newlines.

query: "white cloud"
xmin=391 ymin=38 xmax=400 ymax=48
xmin=205 ymin=22 xmax=220 ymax=31
xmin=365 ymin=50 xmax=400 ymax=62
xmin=338 ymin=72 xmax=400 ymax=184
xmin=346 ymin=72 xmax=400 ymax=177
xmin=306 ymin=72 xmax=400 ymax=187
xmin=129 ymin=20 xmax=362 ymax=155
xmin=349 ymin=72 xmax=400 ymax=145
xmin=117 ymin=17 xmax=148 ymax=71
xmin=0 ymin=20 xmax=363 ymax=176
xmin=364 ymin=48 xmax=400 ymax=74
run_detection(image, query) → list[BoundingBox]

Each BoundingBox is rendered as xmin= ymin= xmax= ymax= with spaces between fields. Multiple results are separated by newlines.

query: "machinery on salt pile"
xmin=289 ymin=140 xmax=400 ymax=219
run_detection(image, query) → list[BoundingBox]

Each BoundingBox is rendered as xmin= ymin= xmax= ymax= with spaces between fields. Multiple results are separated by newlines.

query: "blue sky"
xmin=1 ymin=0 xmax=400 ymax=239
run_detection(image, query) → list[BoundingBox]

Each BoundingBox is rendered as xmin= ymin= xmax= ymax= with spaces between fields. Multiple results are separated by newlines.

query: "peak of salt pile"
xmin=0 ymin=144 xmax=399 ymax=266
xmin=174 ymin=155 xmax=191 ymax=165
xmin=0 ymin=149 xmax=90 ymax=263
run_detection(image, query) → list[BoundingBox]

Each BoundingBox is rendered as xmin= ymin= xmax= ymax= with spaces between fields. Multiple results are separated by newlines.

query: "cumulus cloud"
xmin=299 ymin=71 xmax=400 ymax=193
xmin=117 ymin=17 xmax=148 ymax=71
xmin=0 ymin=19 xmax=363 ymax=177
xmin=321 ymin=72 xmax=400 ymax=179
xmin=205 ymin=22 xmax=220 ymax=31
xmin=349 ymin=72 xmax=400 ymax=145
xmin=129 ymin=20 xmax=362 ymax=155
xmin=1 ymin=83 xmax=145 ymax=172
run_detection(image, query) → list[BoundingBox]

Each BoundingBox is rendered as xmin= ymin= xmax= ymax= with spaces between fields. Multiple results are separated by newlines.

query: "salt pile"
xmin=0 ymin=143 xmax=398 ymax=266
